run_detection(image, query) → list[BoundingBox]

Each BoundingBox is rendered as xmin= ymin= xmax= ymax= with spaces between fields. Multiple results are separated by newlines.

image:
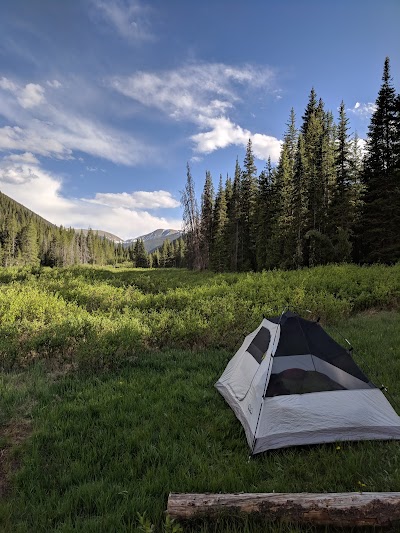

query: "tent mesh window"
xmin=247 ymin=327 xmax=270 ymax=364
xmin=266 ymin=314 xmax=374 ymax=397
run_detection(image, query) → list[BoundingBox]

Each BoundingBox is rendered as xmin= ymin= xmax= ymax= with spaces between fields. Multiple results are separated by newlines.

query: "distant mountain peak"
xmin=124 ymin=228 xmax=182 ymax=252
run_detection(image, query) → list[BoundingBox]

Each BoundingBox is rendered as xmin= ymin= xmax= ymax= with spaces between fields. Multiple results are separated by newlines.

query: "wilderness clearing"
xmin=0 ymin=264 xmax=400 ymax=532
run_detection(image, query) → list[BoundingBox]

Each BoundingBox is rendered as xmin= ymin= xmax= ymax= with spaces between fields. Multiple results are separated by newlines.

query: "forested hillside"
xmin=183 ymin=57 xmax=400 ymax=271
xmin=0 ymin=190 xmax=125 ymax=266
xmin=0 ymin=190 xmax=187 ymax=268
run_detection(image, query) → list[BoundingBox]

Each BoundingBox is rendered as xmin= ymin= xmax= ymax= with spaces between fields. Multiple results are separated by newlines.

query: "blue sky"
xmin=0 ymin=0 xmax=399 ymax=240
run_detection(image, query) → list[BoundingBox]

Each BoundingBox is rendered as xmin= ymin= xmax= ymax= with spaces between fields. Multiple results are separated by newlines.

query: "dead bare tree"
xmin=181 ymin=163 xmax=203 ymax=270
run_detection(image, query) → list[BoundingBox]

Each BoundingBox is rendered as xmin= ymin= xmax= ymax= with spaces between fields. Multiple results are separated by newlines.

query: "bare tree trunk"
xmin=167 ymin=492 xmax=400 ymax=527
xmin=181 ymin=164 xmax=202 ymax=270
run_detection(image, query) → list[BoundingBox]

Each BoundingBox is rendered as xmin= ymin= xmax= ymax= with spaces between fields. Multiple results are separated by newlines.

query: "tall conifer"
xmin=362 ymin=57 xmax=400 ymax=262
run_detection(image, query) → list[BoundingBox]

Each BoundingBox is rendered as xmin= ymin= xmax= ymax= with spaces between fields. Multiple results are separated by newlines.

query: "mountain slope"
xmin=124 ymin=228 xmax=182 ymax=252
xmin=74 ymin=229 xmax=124 ymax=243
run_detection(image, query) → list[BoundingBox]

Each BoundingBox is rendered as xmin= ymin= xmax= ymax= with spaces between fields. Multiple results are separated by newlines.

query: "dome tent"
xmin=215 ymin=310 xmax=400 ymax=455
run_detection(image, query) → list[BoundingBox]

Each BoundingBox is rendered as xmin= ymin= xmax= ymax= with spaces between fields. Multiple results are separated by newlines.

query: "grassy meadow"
xmin=0 ymin=264 xmax=400 ymax=532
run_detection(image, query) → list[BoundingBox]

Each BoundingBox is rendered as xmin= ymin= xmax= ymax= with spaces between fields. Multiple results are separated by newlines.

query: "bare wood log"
xmin=167 ymin=492 xmax=400 ymax=527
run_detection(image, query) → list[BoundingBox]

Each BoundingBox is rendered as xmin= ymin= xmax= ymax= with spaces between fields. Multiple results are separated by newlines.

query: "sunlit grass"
xmin=0 ymin=265 xmax=399 ymax=531
xmin=0 ymin=313 xmax=399 ymax=532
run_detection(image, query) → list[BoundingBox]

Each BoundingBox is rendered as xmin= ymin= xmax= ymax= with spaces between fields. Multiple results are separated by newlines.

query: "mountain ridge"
xmin=1 ymin=189 xmax=182 ymax=254
xmin=75 ymin=228 xmax=182 ymax=252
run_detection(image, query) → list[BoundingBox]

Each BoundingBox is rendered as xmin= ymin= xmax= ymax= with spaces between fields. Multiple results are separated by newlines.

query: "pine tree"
xmin=330 ymin=101 xmax=353 ymax=261
xmin=301 ymin=87 xmax=318 ymax=135
xmin=200 ymin=171 xmax=214 ymax=269
xmin=222 ymin=175 xmax=233 ymax=271
xmin=226 ymin=158 xmax=242 ymax=271
xmin=134 ymin=239 xmax=148 ymax=267
xmin=2 ymin=214 xmax=18 ymax=266
xmin=255 ymin=158 xmax=274 ymax=270
xmin=300 ymin=93 xmax=336 ymax=265
xmin=276 ymin=108 xmax=298 ymax=268
xmin=210 ymin=175 xmax=228 ymax=271
xmin=291 ymin=134 xmax=308 ymax=267
xmin=19 ymin=220 xmax=39 ymax=265
xmin=239 ymin=139 xmax=258 ymax=270
xmin=362 ymin=57 xmax=400 ymax=262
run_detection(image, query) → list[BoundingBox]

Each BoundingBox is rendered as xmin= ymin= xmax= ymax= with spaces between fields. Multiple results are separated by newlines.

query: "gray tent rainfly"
xmin=215 ymin=311 xmax=400 ymax=454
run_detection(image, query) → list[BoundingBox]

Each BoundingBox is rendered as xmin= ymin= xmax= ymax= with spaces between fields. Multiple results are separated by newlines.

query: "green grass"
xmin=0 ymin=312 xmax=399 ymax=532
xmin=0 ymin=265 xmax=400 ymax=531
xmin=0 ymin=263 xmax=400 ymax=370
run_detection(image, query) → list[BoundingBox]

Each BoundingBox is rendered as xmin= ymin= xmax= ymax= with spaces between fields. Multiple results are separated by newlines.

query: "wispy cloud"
xmin=348 ymin=102 xmax=377 ymax=118
xmin=88 ymin=190 xmax=180 ymax=209
xmin=110 ymin=62 xmax=282 ymax=162
xmin=0 ymin=157 xmax=181 ymax=240
xmin=111 ymin=63 xmax=274 ymax=122
xmin=46 ymin=79 xmax=62 ymax=89
xmin=0 ymin=75 xmax=154 ymax=165
xmin=90 ymin=0 xmax=154 ymax=42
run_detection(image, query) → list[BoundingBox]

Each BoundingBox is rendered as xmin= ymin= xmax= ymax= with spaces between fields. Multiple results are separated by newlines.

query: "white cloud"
xmin=46 ymin=79 xmax=62 ymax=89
xmin=111 ymin=62 xmax=281 ymax=161
xmin=17 ymin=83 xmax=46 ymax=108
xmin=191 ymin=117 xmax=282 ymax=162
xmin=0 ymin=77 xmax=45 ymax=109
xmin=88 ymin=190 xmax=180 ymax=209
xmin=0 ymin=76 xmax=154 ymax=165
xmin=348 ymin=102 xmax=377 ymax=118
xmin=0 ymin=77 xmax=18 ymax=92
xmin=4 ymin=151 xmax=40 ymax=164
xmin=0 ymin=159 xmax=181 ymax=240
xmin=91 ymin=0 xmax=154 ymax=41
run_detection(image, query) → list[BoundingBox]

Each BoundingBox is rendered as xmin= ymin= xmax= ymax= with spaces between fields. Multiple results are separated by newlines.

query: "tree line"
xmin=1 ymin=57 xmax=398 ymax=272
xmin=0 ymin=190 xmax=186 ymax=268
xmin=182 ymin=57 xmax=400 ymax=271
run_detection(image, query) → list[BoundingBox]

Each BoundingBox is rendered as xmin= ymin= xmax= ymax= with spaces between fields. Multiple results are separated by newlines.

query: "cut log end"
xmin=167 ymin=492 xmax=400 ymax=527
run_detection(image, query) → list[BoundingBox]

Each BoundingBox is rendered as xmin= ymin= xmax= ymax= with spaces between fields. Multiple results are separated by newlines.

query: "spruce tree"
xmin=255 ymin=158 xmax=274 ymax=270
xmin=362 ymin=57 xmax=400 ymax=262
xmin=224 ymin=158 xmax=242 ymax=271
xmin=134 ymin=239 xmax=148 ymax=268
xmin=276 ymin=109 xmax=298 ymax=268
xmin=330 ymin=101 xmax=354 ymax=261
xmin=210 ymin=175 xmax=228 ymax=272
xmin=239 ymin=139 xmax=258 ymax=270
xmin=200 ymin=171 xmax=214 ymax=269
xmin=2 ymin=214 xmax=18 ymax=267
xmin=19 ymin=220 xmax=39 ymax=265
xmin=291 ymin=134 xmax=308 ymax=267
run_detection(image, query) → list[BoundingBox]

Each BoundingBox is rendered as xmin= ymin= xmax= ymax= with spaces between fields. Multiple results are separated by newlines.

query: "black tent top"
xmin=268 ymin=311 xmax=370 ymax=384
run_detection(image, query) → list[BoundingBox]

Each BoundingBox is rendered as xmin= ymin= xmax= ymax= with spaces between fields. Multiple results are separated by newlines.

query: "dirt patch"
xmin=0 ymin=418 xmax=33 ymax=499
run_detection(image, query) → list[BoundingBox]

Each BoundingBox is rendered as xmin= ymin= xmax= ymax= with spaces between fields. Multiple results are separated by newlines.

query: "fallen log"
xmin=167 ymin=492 xmax=400 ymax=527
